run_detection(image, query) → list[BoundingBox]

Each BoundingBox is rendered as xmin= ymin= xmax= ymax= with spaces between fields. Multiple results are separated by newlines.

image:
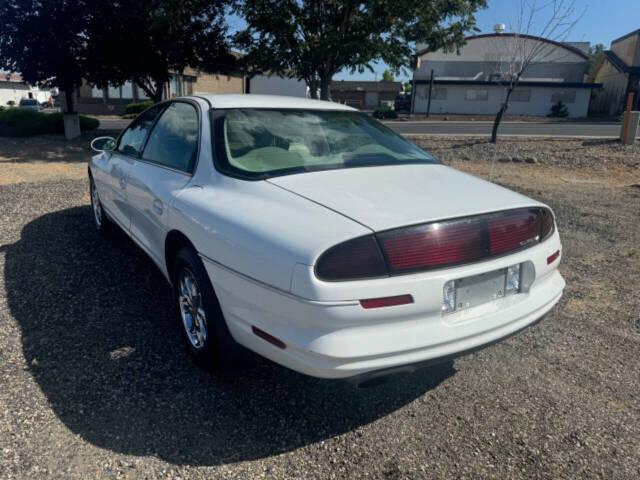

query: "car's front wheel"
xmin=172 ymin=247 xmax=242 ymax=372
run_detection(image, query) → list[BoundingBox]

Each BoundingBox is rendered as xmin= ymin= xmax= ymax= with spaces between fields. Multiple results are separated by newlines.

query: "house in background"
xmin=74 ymin=60 xmax=307 ymax=115
xmin=412 ymin=30 xmax=601 ymax=117
xmin=330 ymin=81 xmax=402 ymax=109
xmin=75 ymin=68 xmax=244 ymax=115
xmin=590 ymin=29 xmax=640 ymax=116
xmin=0 ymin=73 xmax=53 ymax=106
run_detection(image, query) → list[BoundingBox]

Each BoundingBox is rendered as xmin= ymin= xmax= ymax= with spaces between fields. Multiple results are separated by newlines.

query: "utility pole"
xmin=409 ymin=56 xmax=420 ymax=117
xmin=620 ymin=92 xmax=637 ymax=145
xmin=426 ymin=69 xmax=434 ymax=118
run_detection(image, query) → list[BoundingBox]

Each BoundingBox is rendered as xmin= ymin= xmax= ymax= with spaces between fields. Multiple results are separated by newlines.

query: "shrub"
xmin=41 ymin=112 xmax=99 ymax=133
xmin=0 ymin=109 xmax=100 ymax=137
xmin=125 ymin=100 xmax=154 ymax=115
xmin=121 ymin=112 xmax=139 ymax=119
xmin=372 ymin=107 xmax=398 ymax=119
xmin=548 ymin=100 xmax=569 ymax=118
xmin=0 ymin=108 xmax=46 ymax=136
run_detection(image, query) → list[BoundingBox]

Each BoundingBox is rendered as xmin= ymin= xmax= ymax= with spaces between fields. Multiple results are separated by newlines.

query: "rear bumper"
xmin=347 ymin=310 xmax=549 ymax=387
xmin=202 ymin=233 xmax=565 ymax=379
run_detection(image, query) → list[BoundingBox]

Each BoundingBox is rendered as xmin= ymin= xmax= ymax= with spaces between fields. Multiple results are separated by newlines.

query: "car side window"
xmin=117 ymin=104 xmax=165 ymax=157
xmin=142 ymin=102 xmax=199 ymax=173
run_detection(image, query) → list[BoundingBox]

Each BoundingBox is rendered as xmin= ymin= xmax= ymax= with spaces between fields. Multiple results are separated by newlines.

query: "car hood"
xmin=266 ymin=164 xmax=543 ymax=232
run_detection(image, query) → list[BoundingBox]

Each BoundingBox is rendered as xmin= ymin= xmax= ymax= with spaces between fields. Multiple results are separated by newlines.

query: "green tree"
xmin=234 ymin=0 xmax=487 ymax=100
xmin=86 ymin=0 xmax=236 ymax=103
xmin=0 ymin=0 xmax=92 ymax=136
xmin=382 ymin=69 xmax=395 ymax=82
xmin=585 ymin=43 xmax=605 ymax=76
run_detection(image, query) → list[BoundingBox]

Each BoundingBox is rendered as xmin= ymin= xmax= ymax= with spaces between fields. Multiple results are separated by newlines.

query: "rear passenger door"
xmin=127 ymin=100 xmax=200 ymax=268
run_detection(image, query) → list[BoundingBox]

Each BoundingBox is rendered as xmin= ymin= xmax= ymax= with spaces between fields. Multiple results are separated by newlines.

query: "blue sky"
xmin=230 ymin=0 xmax=640 ymax=83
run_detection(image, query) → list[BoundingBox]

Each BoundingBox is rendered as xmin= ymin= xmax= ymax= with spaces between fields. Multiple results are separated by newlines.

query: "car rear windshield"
xmin=211 ymin=108 xmax=438 ymax=179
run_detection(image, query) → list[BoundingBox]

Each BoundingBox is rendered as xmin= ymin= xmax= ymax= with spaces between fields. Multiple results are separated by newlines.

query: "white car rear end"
xmin=88 ymin=94 xmax=565 ymax=382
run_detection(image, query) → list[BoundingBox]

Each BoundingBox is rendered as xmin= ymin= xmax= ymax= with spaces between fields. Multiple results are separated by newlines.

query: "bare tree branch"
xmin=490 ymin=0 xmax=586 ymax=143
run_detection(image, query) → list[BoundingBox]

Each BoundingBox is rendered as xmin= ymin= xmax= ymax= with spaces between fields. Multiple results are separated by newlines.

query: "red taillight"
xmin=488 ymin=210 xmax=541 ymax=254
xmin=541 ymin=208 xmax=554 ymax=240
xmin=547 ymin=250 xmax=560 ymax=264
xmin=315 ymin=235 xmax=387 ymax=281
xmin=379 ymin=220 xmax=485 ymax=271
xmin=360 ymin=294 xmax=414 ymax=309
xmin=316 ymin=208 xmax=555 ymax=281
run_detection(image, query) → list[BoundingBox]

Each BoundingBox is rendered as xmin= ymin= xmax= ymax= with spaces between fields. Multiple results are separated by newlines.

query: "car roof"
xmin=190 ymin=94 xmax=357 ymax=111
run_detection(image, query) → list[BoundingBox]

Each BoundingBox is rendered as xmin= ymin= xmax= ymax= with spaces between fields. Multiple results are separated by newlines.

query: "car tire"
xmin=172 ymin=246 xmax=243 ymax=372
xmin=89 ymin=176 xmax=114 ymax=236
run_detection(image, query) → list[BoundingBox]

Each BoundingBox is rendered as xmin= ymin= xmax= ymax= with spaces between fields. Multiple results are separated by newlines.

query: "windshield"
xmin=211 ymin=109 xmax=438 ymax=179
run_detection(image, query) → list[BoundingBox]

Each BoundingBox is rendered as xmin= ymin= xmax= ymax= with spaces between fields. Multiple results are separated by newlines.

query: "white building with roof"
xmin=412 ymin=32 xmax=601 ymax=117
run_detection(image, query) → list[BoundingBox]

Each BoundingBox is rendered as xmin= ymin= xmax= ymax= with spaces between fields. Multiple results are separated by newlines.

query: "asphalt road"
xmin=386 ymin=120 xmax=624 ymax=138
xmin=97 ymin=117 xmax=626 ymax=138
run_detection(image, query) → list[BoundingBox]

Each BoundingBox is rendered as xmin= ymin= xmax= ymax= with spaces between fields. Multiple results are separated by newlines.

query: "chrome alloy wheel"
xmin=178 ymin=268 xmax=208 ymax=350
xmin=91 ymin=182 xmax=102 ymax=228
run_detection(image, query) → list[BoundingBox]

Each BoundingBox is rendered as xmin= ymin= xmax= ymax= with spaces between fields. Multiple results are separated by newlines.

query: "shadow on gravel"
xmin=4 ymin=206 xmax=454 ymax=466
xmin=0 ymin=131 xmax=119 ymax=163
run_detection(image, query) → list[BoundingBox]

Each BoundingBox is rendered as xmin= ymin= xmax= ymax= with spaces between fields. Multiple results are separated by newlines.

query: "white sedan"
xmin=88 ymin=94 xmax=565 ymax=383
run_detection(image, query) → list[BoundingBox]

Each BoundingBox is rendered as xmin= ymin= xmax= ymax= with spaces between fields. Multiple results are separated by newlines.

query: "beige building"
xmin=330 ymin=81 xmax=402 ymax=109
xmin=74 ymin=60 xmax=307 ymax=115
xmin=590 ymin=29 xmax=640 ymax=115
xmin=75 ymin=69 xmax=247 ymax=115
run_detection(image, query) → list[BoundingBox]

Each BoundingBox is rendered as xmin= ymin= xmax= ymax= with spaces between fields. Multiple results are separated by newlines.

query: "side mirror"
xmin=90 ymin=136 xmax=116 ymax=152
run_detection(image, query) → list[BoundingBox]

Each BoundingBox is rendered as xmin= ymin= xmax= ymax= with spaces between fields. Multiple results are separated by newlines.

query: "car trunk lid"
xmin=267 ymin=164 xmax=542 ymax=232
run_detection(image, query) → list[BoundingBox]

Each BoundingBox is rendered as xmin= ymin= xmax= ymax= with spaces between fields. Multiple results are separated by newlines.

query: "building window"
xmin=428 ymin=87 xmax=447 ymax=100
xmin=511 ymin=89 xmax=531 ymax=102
xmin=184 ymin=76 xmax=195 ymax=95
xmin=121 ymin=81 xmax=133 ymax=99
xmin=138 ymin=87 xmax=150 ymax=100
xmin=551 ymin=90 xmax=576 ymax=103
xmin=169 ymin=75 xmax=196 ymax=97
xmin=104 ymin=81 xmax=134 ymax=99
xmin=91 ymin=86 xmax=103 ymax=98
xmin=170 ymin=75 xmax=183 ymax=97
xmin=466 ymin=89 xmax=488 ymax=101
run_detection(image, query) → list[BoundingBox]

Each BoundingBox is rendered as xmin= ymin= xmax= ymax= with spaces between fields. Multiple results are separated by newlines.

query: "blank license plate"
xmin=454 ymin=268 xmax=507 ymax=311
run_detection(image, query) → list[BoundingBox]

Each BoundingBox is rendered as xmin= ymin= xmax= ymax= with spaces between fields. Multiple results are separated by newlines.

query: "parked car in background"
xmin=88 ymin=94 xmax=565 ymax=383
xmin=394 ymin=94 xmax=411 ymax=113
xmin=18 ymin=98 xmax=40 ymax=110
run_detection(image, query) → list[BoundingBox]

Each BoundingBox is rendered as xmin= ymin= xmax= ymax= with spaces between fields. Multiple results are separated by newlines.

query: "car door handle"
xmin=152 ymin=199 xmax=163 ymax=215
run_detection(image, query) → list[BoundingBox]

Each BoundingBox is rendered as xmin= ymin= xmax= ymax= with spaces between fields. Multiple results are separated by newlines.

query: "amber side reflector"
xmin=252 ymin=326 xmax=286 ymax=349
xmin=360 ymin=294 xmax=414 ymax=309
xmin=547 ymin=250 xmax=560 ymax=265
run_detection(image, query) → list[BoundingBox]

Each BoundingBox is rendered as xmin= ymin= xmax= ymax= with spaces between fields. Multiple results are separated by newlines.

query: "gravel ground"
xmin=0 ymin=136 xmax=638 ymax=479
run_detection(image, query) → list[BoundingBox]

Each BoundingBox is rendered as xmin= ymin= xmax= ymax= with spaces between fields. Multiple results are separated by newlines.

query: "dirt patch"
xmin=411 ymin=136 xmax=640 ymax=171
xmin=0 ymin=132 xmax=118 ymax=184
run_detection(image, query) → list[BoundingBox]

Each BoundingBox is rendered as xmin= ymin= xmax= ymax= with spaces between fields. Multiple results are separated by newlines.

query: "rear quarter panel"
xmin=169 ymin=174 xmax=371 ymax=292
